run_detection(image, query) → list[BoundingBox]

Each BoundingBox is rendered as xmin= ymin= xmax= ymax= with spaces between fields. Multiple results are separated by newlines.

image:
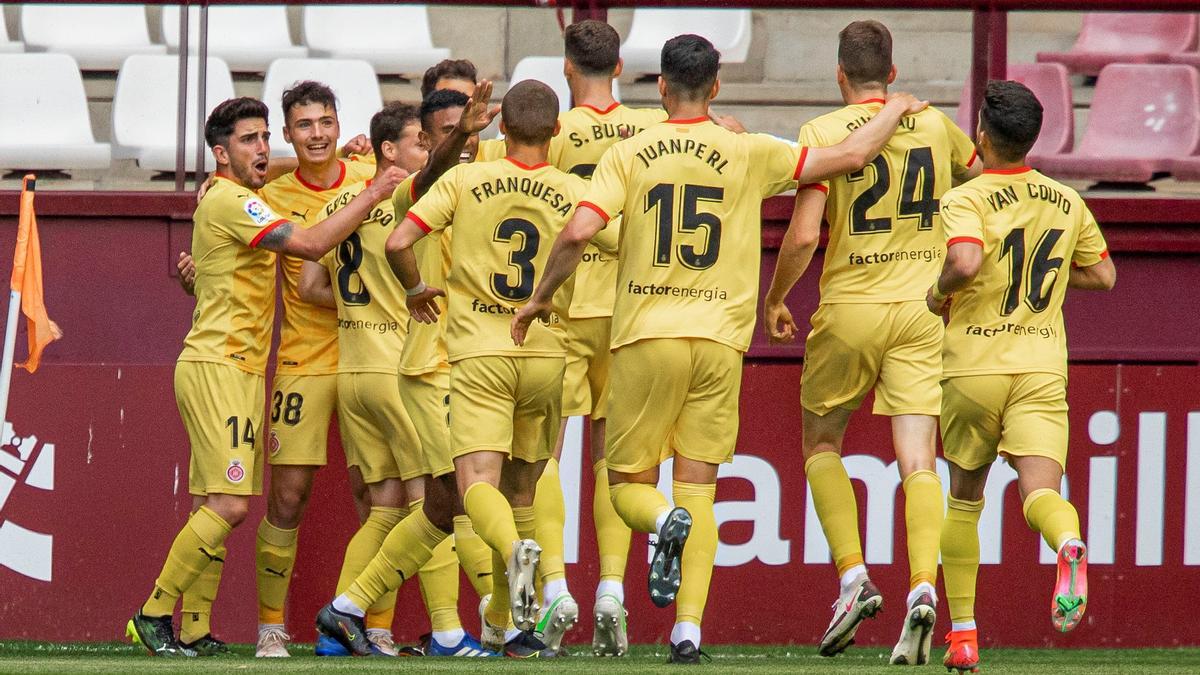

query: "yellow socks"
xmin=143 ymin=506 xmax=232 ymax=618
xmin=805 ymin=451 xmax=864 ymax=576
xmin=418 ymin=536 xmax=463 ymax=633
xmin=593 ymin=459 xmax=631 ymax=583
xmin=942 ymin=496 xmax=984 ymax=625
xmin=672 ymin=481 xmax=716 ymax=627
xmin=483 ymin=549 xmax=510 ymax=628
xmin=179 ymin=543 xmax=225 ymax=644
xmin=903 ymin=470 xmax=943 ymax=589
xmin=462 ymin=482 xmax=520 ymax=555
xmin=344 ymin=508 xmax=449 ymax=613
xmin=255 ymin=518 xmax=298 ymax=625
xmin=1023 ymin=488 xmax=1081 ymax=551
xmin=337 ymin=507 xmax=405 ymax=595
xmin=534 ymin=458 xmax=567 ymax=585
xmin=609 ymin=481 xmax=671 ymax=534
xmin=453 ymin=515 xmax=493 ymax=599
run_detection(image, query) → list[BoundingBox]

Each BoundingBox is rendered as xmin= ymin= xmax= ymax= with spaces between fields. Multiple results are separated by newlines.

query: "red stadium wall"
xmin=0 ymin=193 xmax=1197 ymax=648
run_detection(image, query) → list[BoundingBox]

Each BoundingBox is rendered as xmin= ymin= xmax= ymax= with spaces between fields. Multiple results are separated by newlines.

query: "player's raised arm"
xmin=297 ymin=259 xmax=336 ymax=309
xmin=412 ymin=80 xmax=500 ymax=199
xmin=799 ymin=93 xmax=928 ymax=183
xmin=763 ymin=187 xmax=825 ymax=343
xmin=256 ymin=166 xmax=406 ymax=261
xmin=510 ymin=205 xmax=607 ymax=346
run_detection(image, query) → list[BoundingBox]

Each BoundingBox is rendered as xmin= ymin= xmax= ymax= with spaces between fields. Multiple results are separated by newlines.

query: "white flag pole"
xmin=0 ymin=288 xmax=21 ymax=433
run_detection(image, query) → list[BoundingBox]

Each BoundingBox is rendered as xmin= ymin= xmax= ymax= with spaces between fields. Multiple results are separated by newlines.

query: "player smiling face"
xmin=285 ymin=101 xmax=340 ymax=166
xmin=420 ymin=89 xmax=476 ymax=163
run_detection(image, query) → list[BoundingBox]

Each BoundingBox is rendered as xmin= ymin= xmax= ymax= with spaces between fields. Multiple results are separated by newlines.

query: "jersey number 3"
xmin=647 ymin=182 xmax=724 ymax=270
xmin=492 ymin=218 xmax=540 ymax=302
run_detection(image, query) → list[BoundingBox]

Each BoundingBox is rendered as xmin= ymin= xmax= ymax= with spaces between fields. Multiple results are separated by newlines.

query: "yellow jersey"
xmin=799 ymin=101 xmax=977 ymax=304
xmin=549 ymin=103 xmax=667 ymax=319
xmin=582 ymin=118 xmax=806 ymax=352
xmin=940 ymin=167 xmax=1108 ymax=378
xmin=318 ymin=175 xmax=413 ymax=375
xmin=260 ymin=158 xmax=375 ymax=375
xmin=406 ymin=157 xmax=588 ymax=361
xmin=389 ymin=175 xmax=452 ymax=376
xmin=179 ymin=176 xmax=281 ymax=375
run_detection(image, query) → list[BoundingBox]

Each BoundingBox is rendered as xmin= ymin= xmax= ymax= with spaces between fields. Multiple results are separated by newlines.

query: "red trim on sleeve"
xmin=792 ymin=145 xmax=810 ymax=181
xmin=983 ymin=166 xmax=1033 ymax=175
xmin=408 ymin=212 xmax=432 ymax=233
xmin=250 ymin=219 xmax=287 ymax=248
xmin=665 ymin=116 xmax=710 ymax=125
xmin=966 ymin=148 xmax=979 ymax=168
xmin=578 ymin=201 xmax=611 ymax=223
xmin=293 ymin=160 xmax=348 ymax=192
xmin=1099 ymin=249 xmax=1110 ymax=260
xmin=947 ymin=236 xmax=984 ymax=248
xmin=580 ymin=102 xmax=620 ymax=115
xmin=798 ymin=182 xmax=828 ymax=194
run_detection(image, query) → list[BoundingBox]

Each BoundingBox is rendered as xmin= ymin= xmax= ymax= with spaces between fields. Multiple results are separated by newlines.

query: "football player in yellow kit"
xmin=301 ymin=89 xmax=502 ymax=658
xmin=318 ymin=81 xmax=595 ymax=659
xmin=761 ymin=21 xmax=980 ymax=663
xmin=127 ymin=96 xmax=403 ymax=657
xmin=931 ymin=81 xmax=1114 ymax=674
xmin=513 ymin=34 xmax=925 ymax=663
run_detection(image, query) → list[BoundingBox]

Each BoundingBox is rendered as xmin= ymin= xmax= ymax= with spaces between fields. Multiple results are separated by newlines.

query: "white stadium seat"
xmin=111 ymin=55 xmax=236 ymax=173
xmin=0 ymin=21 xmax=24 ymax=53
xmin=0 ymin=54 xmax=111 ymax=171
xmin=261 ymin=58 xmax=382 ymax=158
xmin=20 ymin=4 xmax=165 ymax=70
xmin=509 ymin=57 xmax=573 ymax=113
xmin=620 ymin=8 xmax=752 ymax=75
xmin=302 ymin=5 xmax=450 ymax=76
xmin=162 ymin=5 xmax=308 ymax=73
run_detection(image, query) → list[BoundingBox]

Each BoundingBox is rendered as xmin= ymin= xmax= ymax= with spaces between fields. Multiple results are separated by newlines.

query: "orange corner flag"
xmin=10 ymin=174 xmax=60 ymax=373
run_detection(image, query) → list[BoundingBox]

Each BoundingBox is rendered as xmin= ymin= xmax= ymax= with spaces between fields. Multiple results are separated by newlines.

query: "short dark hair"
xmin=980 ymin=80 xmax=1043 ymax=162
xmin=420 ymin=59 xmax=478 ymax=99
xmin=419 ymin=89 xmax=470 ymax=133
xmin=661 ymin=34 xmax=720 ymax=101
xmin=501 ymin=80 xmax=558 ymax=145
xmin=564 ymin=20 xmax=620 ymax=76
xmin=838 ymin=20 xmax=893 ymax=86
xmin=281 ymin=80 xmax=338 ymax=123
xmin=205 ymin=97 xmax=269 ymax=149
xmin=370 ymin=101 xmax=420 ymax=158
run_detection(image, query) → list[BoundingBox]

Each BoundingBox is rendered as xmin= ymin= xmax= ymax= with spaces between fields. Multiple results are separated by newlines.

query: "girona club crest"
xmin=0 ymin=422 xmax=55 ymax=582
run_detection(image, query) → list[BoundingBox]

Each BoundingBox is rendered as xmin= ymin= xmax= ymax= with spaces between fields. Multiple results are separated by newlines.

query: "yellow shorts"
xmin=400 ymin=368 xmax=455 ymax=478
xmin=801 ymin=301 xmax=943 ymax=417
xmin=337 ymin=372 xmax=423 ymax=483
xmin=562 ymin=317 xmax=612 ymax=419
xmin=940 ymin=373 xmax=1069 ymax=471
xmin=606 ymin=338 xmax=742 ymax=474
xmin=268 ymin=373 xmax=336 ymax=466
xmin=449 ymin=355 xmax=563 ymax=464
xmin=175 ymin=361 xmax=266 ymax=497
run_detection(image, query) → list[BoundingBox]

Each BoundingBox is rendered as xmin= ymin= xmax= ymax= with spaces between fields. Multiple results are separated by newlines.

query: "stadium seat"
xmin=956 ymin=63 xmax=1075 ymax=163
xmin=0 ymin=21 xmax=23 ymax=53
xmin=19 ymin=4 xmax=165 ymax=70
xmin=261 ymin=58 xmax=382 ymax=159
xmin=111 ymin=55 xmax=235 ymax=174
xmin=161 ymin=5 xmax=308 ymax=73
xmin=1036 ymin=13 xmax=1197 ymax=77
xmin=302 ymin=5 xmax=450 ymax=76
xmin=620 ymin=8 xmax=752 ymax=75
xmin=509 ymin=57 xmax=572 ymax=113
xmin=0 ymin=54 xmax=111 ymax=171
xmin=1035 ymin=64 xmax=1200 ymax=184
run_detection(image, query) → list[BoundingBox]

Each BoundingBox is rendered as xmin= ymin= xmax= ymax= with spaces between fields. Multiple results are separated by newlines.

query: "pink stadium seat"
xmin=955 ymin=63 xmax=1074 ymax=162
xmin=1035 ymin=64 xmax=1200 ymax=184
xmin=1037 ymin=13 xmax=1197 ymax=77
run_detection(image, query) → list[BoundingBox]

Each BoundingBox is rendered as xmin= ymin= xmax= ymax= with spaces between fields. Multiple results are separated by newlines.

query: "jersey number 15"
xmin=647 ymin=182 xmax=724 ymax=270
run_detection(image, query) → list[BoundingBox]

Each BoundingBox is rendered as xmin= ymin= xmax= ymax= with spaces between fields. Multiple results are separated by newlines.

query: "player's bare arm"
xmin=176 ymin=251 xmax=196 ymax=296
xmin=384 ymin=216 xmax=445 ymax=324
xmin=926 ymin=240 xmax=983 ymax=315
xmin=256 ymin=166 xmax=406 ymax=261
xmin=510 ymin=206 xmax=607 ymax=346
xmin=413 ymin=80 xmax=500 ymax=198
xmin=800 ymin=93 xmax=928 ymax=183
xmin=297 ymin=260 xmax=336 ymax=309
xmin=763 ymin=187 xmax=825 ymax=343
xmin=1068 ymin=257 xmax=1116 ymax=291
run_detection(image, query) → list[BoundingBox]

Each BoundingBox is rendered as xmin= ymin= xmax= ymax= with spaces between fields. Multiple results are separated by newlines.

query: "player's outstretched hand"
xmin=886 ymin=91 xmax=929 ymax=115
xmin=459 ymin=80 xmax=501 ymax=135
xmin=511 ymin=300 xmax=551 ymax=347
xmin=341 ymin=134 xmax=371 ymax=157
xmin=764 ymin=300 xmax=797 ymax=344
xmin=407 ymin=285 xmax=446 ymax=324
xmin=177 ymin=251 xmax=196 ymax=296
xmin=196 ymin=174 xmax=215 ymax=204
xmin=368 ymin=166 xmax=409 ymax=202
xmin=710 ymin=111 xmax=747 ymax=134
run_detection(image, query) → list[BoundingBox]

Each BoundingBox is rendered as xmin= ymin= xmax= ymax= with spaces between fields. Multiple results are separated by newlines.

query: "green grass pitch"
xmin=1 ymin=642 xmax=1198 ymax=674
